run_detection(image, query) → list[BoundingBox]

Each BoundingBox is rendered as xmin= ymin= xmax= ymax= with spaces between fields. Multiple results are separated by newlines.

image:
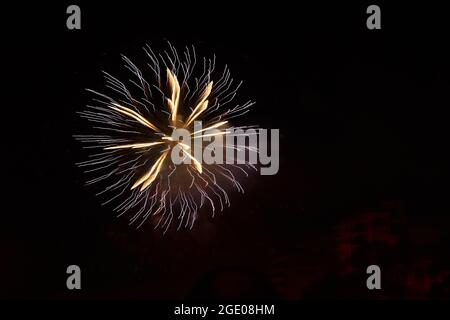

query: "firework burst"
xmin=75 ymin=43 xmax=257 ymax=232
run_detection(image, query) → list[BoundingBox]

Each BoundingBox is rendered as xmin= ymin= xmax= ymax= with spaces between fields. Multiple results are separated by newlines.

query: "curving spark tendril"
xmin=75 ymin=43 xmax=258 ymax=232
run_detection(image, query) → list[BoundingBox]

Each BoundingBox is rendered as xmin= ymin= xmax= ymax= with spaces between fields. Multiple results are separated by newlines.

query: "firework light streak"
xmin=75 ymin=44 xmax=258 ymax=232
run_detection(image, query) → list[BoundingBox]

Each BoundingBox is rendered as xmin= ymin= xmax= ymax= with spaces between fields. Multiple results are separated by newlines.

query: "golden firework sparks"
xmin=75 ymin=43 xmax=257 ymax=232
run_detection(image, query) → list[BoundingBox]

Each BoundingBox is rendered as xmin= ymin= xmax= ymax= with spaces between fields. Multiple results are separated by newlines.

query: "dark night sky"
xmin=3 ymin=2 xmax=450 ymax=299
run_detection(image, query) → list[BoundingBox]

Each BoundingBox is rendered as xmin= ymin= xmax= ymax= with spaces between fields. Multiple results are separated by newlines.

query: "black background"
xmin=3 ymin=2 xmax=450 ymax=300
